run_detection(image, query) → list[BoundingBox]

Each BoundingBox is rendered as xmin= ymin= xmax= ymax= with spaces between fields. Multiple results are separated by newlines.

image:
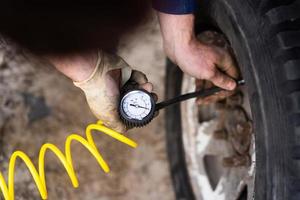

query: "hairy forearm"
xmin=47 ymin=51 xmax=98 ymax=82
xmin=157 ymin=12 xmax=195 ymax=58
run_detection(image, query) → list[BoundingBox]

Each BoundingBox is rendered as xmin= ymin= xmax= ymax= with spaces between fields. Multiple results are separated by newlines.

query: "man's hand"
xmin=157 ymin=13 xmax=239 ymax=103
xmin=194 ymin=31 xmax=240 ymax=104
xmin=48 ymin=51 xmax=153 ymax=133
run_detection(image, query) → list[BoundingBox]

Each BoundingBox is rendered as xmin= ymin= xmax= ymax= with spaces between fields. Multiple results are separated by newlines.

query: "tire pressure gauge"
xmin=119 ymin=79 xmax=245 ymax=128
xmin=119 ymin=88 xmax=156 ymax=128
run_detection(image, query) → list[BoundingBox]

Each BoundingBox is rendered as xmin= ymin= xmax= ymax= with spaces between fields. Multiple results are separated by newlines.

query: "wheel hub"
xmin=181 ymin=74 xmax=255 ymax=200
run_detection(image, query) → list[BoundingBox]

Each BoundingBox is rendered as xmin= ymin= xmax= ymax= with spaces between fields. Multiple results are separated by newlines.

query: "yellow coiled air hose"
xmin=0 ymin=121 xmax=137 ymax=200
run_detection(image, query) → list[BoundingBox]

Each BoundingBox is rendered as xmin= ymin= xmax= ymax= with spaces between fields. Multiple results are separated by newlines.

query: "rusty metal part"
xmin=218 ymin=106 xmax=252 ymax=157
xmin=213 ymin=87 xmax=253 ymax=167
xmin=213 ymin=129 xmax=228 ymax=140
xmin=181 ymin=73 xmax=255 ymax=200
xmin=223 ymin=154 xmax=251 ymax=167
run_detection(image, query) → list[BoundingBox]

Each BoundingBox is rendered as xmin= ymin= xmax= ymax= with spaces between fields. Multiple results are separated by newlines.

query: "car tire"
xmin=165 ymin=0 xmax=300 ymax=199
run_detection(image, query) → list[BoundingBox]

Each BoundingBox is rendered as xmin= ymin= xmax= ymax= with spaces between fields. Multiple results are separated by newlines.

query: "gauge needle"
xmin=129 ymin=104 xmax=149 ymax=110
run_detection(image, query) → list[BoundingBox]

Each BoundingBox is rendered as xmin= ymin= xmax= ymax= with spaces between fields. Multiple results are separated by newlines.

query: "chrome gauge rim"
xmin=181 ymin=74 xmax=255 ymax=200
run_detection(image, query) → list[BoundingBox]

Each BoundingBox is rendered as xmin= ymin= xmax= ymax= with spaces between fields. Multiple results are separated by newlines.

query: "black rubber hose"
xmin=155 ymin=79 xmax=245 ymax=111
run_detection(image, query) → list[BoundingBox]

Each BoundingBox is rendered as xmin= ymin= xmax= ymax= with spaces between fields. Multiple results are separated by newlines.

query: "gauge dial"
xmin=120 ymin=90 xmax=154 ymax=121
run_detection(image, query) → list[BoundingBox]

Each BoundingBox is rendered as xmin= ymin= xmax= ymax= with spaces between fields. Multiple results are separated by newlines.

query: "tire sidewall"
xmin=166 ymin=0 xmax=294 ymax=199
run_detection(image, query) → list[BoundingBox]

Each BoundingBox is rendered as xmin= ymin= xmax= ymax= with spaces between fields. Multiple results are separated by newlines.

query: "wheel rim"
xmin=180 ymin=74 xmax=255 ymax=200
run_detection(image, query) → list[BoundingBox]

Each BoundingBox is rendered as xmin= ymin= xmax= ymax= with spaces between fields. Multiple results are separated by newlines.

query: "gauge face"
xmin=121 ymin=90 xmax=154 ymax=121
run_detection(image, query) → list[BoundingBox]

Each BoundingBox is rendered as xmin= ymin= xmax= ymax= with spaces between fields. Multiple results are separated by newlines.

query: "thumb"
xmin=129 ymin=70 xmax=148 ymax=85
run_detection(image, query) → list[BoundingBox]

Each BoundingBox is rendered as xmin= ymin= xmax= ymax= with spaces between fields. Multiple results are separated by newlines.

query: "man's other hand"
xmin=48 ymin=51 xmax=154 ymax=133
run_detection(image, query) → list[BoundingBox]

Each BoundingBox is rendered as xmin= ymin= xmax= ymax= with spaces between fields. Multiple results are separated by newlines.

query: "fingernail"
xmin=228 ymin=81 xmax=236 ymax=90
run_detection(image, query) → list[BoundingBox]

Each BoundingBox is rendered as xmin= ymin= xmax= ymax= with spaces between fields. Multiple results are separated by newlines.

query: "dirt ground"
xmin=0 ymin=16 xmax=175 ymax=200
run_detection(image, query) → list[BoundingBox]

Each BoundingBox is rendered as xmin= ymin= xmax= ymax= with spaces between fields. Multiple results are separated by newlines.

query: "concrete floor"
xmin=0 ymin=17 xmax=175 ymax=200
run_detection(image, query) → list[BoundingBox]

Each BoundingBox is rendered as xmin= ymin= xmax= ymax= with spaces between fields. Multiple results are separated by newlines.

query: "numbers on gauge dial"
xmin=121 ymin=91 xmax=153 ymax=120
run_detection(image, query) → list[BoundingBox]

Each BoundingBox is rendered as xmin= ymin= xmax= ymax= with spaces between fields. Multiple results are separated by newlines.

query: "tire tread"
xmin=266 ymin=1 xmax=300 ymax=199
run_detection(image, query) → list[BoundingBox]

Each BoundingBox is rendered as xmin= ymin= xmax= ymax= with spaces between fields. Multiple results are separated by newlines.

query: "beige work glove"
xmin=74 ymin=51 xmax=154 ymax=133
xmin=195 ymin=31 xmax=240 ymax=104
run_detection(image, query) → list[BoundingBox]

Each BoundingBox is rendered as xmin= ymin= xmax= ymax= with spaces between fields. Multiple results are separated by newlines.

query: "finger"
xmin=140 ymin=82 xmax=153 ymax=93
xmin=130 ymin=70 xmax=148 ymax=84
xmin=209 ymin=69 xmax=237 ymax=90
xmin=217 ymin=52 xmax=239 ymax=79
xmin=112 ymin=123 xmax=128 ymax=133
xmin=100 ymin=117 xmax=128 ymax=133
xmin=151 ymin=92 xmax=158 ymax=102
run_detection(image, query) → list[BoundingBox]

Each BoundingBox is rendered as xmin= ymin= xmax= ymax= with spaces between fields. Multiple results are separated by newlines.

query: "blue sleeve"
xmin=152 ymin=0 xmax=197 ymax=14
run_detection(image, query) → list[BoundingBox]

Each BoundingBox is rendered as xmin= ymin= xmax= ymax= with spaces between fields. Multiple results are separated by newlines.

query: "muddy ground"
xmin=0 ymin=17 xmax=175 ymax=200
